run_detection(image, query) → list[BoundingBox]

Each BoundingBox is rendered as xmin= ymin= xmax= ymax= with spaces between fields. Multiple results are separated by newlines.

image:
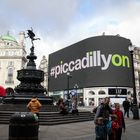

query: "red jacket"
xmin=112 ymin=110 xmax=125 ymax=129
xmin=112 ymin=121 xmax=119 ymax=130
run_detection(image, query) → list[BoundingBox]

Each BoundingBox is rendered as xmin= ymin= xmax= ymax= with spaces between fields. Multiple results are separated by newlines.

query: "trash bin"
xmin=9 ymin=112 xmax=39 ymax=140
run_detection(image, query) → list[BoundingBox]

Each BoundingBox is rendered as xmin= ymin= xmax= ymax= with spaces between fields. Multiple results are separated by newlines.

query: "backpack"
xmin=106 ymin=120 xmax=112 ymax=135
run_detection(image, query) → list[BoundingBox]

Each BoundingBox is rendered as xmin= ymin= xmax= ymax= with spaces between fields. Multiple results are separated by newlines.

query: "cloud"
xmin=1 ymin=0 xmax=140 ymax=66
xmin=6 ymin=0 xmax=80 ymax=34
xmin=65 ymin=0 xmax=140 ymax=46
xmin=35 ymin=0 xmax=140 ymax=53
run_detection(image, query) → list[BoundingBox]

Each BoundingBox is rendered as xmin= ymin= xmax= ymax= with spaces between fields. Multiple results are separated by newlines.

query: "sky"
xmin=0 ymin=0 xmax=140 ymax=66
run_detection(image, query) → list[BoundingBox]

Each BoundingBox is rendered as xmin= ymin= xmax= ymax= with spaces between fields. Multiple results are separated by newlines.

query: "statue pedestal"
xmin=3 ymin=95 xmax=53 ymax=105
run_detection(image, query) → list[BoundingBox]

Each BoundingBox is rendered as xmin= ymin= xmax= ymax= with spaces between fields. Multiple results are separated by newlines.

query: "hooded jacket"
xmin=27 ymin=98 xmax=42 ymax=113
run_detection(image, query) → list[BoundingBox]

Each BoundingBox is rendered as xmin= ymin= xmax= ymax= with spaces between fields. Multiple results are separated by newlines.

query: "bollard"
xmin=9 ymin=112 xmax=39 ymax=140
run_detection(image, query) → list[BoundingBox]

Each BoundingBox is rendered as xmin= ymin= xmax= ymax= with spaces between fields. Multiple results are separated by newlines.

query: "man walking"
xmin=122 ymin=98 xmax=130 ymax=118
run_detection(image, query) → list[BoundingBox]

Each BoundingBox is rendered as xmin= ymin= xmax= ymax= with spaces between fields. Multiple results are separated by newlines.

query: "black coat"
xmin=123 ymin=100 xmax=130 ymax=110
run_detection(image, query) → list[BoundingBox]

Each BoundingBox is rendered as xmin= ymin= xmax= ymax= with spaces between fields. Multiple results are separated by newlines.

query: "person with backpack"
xmin=112 ymin=103 xmax=126 ymax=140
xmin=94 ymin=97 xmax=113 ymax=140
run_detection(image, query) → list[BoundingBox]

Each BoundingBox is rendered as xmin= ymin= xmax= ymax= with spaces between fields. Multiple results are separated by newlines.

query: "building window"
xmin=5 ymin=51 xmax=8 ymax=56
xmin=5 ymin=68 xmax=14 ymax=84
xmin=98 ymin=90 xmax=106 ymax=95
xmin=88 ymin=90 xmax=95 ymax=95
xmin=108 ymin=88 xmax=127 ymax=95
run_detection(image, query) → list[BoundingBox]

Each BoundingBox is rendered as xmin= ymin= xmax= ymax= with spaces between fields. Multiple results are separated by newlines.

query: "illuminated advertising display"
xmin=48 ymin=36 xmax=133 ymax=91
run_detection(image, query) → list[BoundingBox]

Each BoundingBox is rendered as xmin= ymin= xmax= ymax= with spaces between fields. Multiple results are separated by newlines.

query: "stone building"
xmin=129 ymin=47 xmax=140 ymax=102
xmin=0 ymin=32 xmax=27 ymax=94
xmin=38 ymin=55 xmax=48 ymax=94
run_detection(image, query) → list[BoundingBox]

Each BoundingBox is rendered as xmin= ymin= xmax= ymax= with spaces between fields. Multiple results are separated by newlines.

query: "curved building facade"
xmin=48 ymin=35 xmax=140 ymax=106
xmin=0 ymin=32 xmax=27 ymax=95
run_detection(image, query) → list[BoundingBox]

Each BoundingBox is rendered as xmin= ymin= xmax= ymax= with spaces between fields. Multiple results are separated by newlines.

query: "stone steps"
xmin=0 ymin=104 xmax=95 ymax=125
xmin=0 ymin=111 xmax=94 ymax=125
xmin=0 ymin=104 xmax=59 ymax=112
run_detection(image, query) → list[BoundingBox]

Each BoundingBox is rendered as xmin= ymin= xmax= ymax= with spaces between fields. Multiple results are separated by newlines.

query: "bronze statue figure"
xmin=27 ymin=27 xmax=40 ymax=44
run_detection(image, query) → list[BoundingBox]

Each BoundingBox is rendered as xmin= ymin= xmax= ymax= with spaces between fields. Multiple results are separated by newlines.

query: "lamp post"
xmin=74 ymin=84 xmax=79 ymax=96
xmin=128 ymin=43 xmax=139 ymax=119
xmin=67 ymin=72 xmax=72 ymax=100
xmin=74 ymin=84 xmax=79 ymax=107
xmin=66 ymin=72 xmax=72 ymax=112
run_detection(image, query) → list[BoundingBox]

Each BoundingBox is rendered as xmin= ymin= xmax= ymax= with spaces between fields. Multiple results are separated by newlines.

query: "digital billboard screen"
xmin=48 ymin=36 xmax=133 ymax=91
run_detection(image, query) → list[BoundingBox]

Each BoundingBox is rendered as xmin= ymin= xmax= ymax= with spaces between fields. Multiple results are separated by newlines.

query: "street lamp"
xmin=74 ymin=84 xmax=79 ymax=98
xmin=66 ymin=72 xmax=72 ymax=112
xmin=74 ymin=84 xmax=79 ymax=107
xmin=66 ymin=72 xmax=72 ymax=100
xmin=128 ymin=43 xmax=139 ymax=119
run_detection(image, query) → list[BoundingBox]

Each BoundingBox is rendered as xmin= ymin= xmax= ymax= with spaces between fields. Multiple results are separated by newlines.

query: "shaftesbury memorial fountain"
xmin=11 ymin=29 xmax=53 ymax=104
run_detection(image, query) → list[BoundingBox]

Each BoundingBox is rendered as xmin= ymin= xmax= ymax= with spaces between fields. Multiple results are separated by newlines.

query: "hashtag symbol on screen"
xmin=50 ymin=67 xmax=55 ymax=76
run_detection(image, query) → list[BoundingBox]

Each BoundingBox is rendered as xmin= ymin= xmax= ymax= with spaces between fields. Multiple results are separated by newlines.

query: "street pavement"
xmin=0 ymin=108 xmax=140 ymax=140
xmin=0 ymin=117 xmax=140 ymax=140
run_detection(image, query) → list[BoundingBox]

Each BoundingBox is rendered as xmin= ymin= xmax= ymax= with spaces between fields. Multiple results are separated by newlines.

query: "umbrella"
xmin=0 ymin=86 xmax=6 ymax=96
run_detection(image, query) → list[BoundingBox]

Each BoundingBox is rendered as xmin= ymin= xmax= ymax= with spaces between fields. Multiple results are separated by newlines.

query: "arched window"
xmin=88 ymin=90 xmax=95 ymax=95
xmin=98 ymin=90 xmax=106 ymax=95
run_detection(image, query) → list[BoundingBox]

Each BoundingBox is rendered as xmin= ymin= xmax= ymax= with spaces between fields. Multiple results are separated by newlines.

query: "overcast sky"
xmin=1 ymin=0 xmax=140 ymax=65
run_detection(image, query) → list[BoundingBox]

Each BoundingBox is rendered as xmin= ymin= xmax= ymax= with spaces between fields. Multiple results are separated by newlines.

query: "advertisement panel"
xmin=48 ymin=36 xmax=133 ymax=91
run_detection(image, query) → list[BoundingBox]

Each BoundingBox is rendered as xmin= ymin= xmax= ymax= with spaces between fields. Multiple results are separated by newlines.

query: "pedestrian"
xmin=57 ymin=98 xmax=68 ymax=115
xmin=27 ymin=95 xmax=42 ymax=119
xmin=130 ymin=100 xmax=134 ymax=113
xmin=109 ymin=114 xmax=120 ymax=140
xmin=94 ymin=97 xmax=113 ymax=140
xmin=95 ymin=117 xmax=106 ymax=140
xmin=95 ymin=97 xmax=112 ymax=121
xmin=122 ymin=98 xmax=130 ymax=118
xmin=112 ymin=103 xmax=126 ymax=140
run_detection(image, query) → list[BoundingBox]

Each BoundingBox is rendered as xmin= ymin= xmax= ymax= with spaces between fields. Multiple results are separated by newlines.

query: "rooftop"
xmin=0 ymin=32 xmax=17 ymax=42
